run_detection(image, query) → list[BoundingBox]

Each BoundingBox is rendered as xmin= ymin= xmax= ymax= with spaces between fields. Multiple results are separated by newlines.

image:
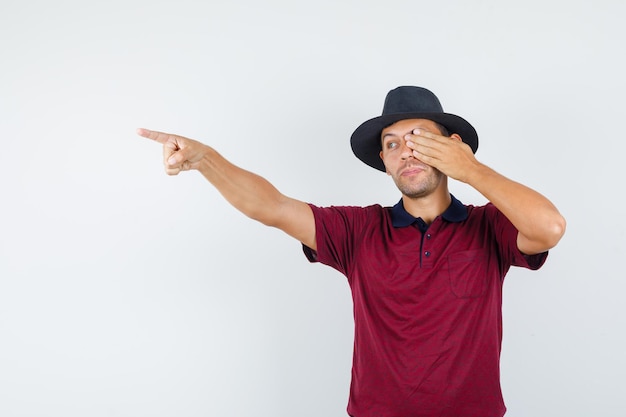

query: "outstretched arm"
xmin=137 ymin=128 xmax=317 ymax=250
xmin=405 ymin=129 xmax=566 ymax=255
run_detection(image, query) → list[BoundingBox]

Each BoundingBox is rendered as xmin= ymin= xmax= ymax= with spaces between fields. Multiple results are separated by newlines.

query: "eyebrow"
xmin=382 ymin=128 xmax=433 ymax=141
xmin=381 ymin=133 xmax=397 ymax=141
xmin=382 ymin=126 xmax=437 ymax=139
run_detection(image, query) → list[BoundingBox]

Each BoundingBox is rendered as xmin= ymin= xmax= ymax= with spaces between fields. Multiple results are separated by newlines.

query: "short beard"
xmin=393 ymin=169 xmax=444 ymax=199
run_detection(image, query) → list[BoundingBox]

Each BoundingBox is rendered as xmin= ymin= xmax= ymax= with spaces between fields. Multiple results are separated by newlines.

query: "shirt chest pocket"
xmin=447 ymin=249 xmax=489 ymax=298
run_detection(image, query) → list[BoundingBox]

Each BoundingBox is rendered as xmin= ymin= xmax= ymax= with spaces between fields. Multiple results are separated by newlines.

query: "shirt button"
xmin=426 ymin=234 xmax=431 ymax=239
xmin=424 ymin=251 xmax=431 ymax=257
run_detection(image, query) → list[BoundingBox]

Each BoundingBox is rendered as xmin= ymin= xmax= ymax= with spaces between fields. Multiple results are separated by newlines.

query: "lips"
xmin=400 ymin=165 xmax=426 ymax=177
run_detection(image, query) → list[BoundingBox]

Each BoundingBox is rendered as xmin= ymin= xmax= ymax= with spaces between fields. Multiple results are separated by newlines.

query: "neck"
xmin=401 ymin=187 xmax=451 ymax=224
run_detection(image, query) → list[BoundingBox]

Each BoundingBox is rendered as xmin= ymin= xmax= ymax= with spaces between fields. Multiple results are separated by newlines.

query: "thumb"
xmin=163 ymin=138 xmax=184 ymax=167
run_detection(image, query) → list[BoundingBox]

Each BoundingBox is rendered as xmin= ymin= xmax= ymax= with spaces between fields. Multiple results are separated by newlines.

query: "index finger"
xmin=410 ymin=128 xmax=445 ymax=139
xmin=136 ymin=128 xmax=173 ymax=145
xmin=406 ymin=129 xmax=452 ymax=148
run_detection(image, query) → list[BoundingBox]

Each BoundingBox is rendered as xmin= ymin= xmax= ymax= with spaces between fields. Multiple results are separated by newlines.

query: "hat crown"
xmin=382 ymin=86 xmax=443 ymax=115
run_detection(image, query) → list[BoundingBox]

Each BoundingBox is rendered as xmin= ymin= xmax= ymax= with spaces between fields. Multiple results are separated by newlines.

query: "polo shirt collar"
xmin=390 ymin=194 xmax=468 ymax=228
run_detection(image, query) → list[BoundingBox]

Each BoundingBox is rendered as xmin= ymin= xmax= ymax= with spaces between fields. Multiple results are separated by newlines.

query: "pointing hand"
xmin=137 ymin=128 xmax=207 ymax=176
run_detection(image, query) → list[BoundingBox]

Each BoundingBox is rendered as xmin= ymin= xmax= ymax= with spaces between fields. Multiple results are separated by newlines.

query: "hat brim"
xmin=350 ymin=112 xmax=478 ymax=172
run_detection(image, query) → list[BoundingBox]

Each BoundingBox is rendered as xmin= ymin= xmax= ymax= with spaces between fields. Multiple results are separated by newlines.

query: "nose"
xmin=400 ymin=141 xmax=414 ymax=160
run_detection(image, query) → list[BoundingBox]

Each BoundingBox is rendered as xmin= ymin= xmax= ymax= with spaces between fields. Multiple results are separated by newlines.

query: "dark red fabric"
xmin=303 ymin=198 xmax=547 ymax=417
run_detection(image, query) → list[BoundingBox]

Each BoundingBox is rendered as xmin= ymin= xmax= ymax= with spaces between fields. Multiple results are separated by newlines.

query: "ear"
xmin=379 ymin=151 xmax=390 ymax=175
xmin=450 ymin=133 xmax=463 ymax=142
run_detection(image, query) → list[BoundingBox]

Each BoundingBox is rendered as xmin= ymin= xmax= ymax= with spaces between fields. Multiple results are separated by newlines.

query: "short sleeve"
xmin=302 ymin=204 xmax=383 ymax=277
xmin=484 ymin=203 xmax=548 ymax=270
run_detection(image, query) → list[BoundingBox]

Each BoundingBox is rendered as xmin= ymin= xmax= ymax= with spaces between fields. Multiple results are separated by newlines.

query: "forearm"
xmin=466 ymin=163 xmax=566 ymax=254
xmin=196 ymin=146 xmax=288 ymax=226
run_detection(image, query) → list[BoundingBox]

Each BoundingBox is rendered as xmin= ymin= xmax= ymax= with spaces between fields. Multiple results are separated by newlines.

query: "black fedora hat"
xmin=350 ymin=86 xmax=478 ymax=172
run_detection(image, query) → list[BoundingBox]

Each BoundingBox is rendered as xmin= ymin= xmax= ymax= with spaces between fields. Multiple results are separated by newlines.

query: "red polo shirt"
xmin=303 ymin=195 xmax=547 ymax=417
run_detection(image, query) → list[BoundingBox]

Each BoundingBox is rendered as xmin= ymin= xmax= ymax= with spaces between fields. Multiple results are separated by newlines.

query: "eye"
xmin=386 ymin=141 xmax=399 ymax=150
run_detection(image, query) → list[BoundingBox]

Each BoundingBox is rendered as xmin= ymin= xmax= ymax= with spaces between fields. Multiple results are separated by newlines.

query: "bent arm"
xmin=406 ymin=130 xmax=566 ymax=255
xmin=138 ymin=128 xmax=317 ymax=250
xmin=463 ymin=164 xmax=566 ymax=255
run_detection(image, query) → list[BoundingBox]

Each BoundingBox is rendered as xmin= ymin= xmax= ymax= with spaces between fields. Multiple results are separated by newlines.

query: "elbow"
xmin=519 ymin=213 xmax=567 ymax=255
xmin=544 ymin=213 xmax=567 ymax=249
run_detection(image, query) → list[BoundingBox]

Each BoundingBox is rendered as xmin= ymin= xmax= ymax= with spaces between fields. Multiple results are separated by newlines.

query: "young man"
xmin=138 ymin=86 xmax=566 ymax=417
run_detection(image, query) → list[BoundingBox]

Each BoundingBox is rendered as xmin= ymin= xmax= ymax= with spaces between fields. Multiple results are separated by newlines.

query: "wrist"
xmin=457 ymin=160 xmax=488 ymax=185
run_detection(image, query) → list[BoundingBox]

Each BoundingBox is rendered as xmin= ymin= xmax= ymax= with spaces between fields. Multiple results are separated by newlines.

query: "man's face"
xmin=380 ymin=118 xmax=446 ymax=199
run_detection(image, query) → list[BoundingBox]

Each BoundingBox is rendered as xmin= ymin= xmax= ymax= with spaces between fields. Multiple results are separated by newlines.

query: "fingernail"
xmin=413 ymin=129 xmax=421 ymax=135
xmin=168 ymin=157 xmax=176 ymax=165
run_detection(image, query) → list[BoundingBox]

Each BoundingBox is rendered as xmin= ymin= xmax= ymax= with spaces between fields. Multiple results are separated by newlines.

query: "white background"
xmin=1 ymin=0 xmax=624 ymax=416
